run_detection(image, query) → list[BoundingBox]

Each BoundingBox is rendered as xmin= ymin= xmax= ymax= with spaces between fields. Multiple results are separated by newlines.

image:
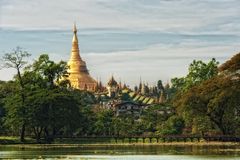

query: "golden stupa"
xmin=67 ymin=24 xmax=97 ymax=91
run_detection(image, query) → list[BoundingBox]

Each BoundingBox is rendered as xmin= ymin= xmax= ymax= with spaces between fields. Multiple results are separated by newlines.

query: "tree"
xmin=170 ymin=57 xmax=240 ymax=135
xmin=219 ymin=52 xmax=240 ymax=73
xmin=1 ymin=47 xmax=31 ymax=88
xmin=25 ymin=88 xmax=80 ymax=142
xmin=140 ymin=104 xmax=172 ymax=134
xmin=2 ymin=53 xmax=75 ymax=142
xmin=70 ymin=89 xmax=96 ymax=136
xmin=4 ymin=93 xmax=25 ymax=134
xmin=171 ymin=77 xmax=186 ymax=92
xmin=157 ymin=80 xmax=164 ymax=92
xmin=157 ymin=115 xmax=185 ymax=135
xmin=23 ymin=54 xmax=78 ymax=142
xmin=185 ymin=58 xmax=219 ymax=89
xmin=191 ymin=115 xmax=212 ymax=136
xmin=134 ymin=86 xmax=138 ymax=92
xmin=1 ymin=47 xmax=31 ymax=142
xmin=94 ymin=109 xmax=114 ymax=136
xmin=121 ymin=92 xmax=131 ymax=101
xmin=0 ymin=81 xmax=18 ymax=134
xmin=170 ymin=58 xmax=219 ymax=93
xmin=174 ymin=75 xmax=240 ymax=135
xmin=30 ymin=54 xmax=69 ymax=89
xmin=112 ymin=116 xmax=144 ymax=136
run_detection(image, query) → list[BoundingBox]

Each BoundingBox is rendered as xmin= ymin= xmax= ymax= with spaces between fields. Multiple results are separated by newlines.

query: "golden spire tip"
xmin=73 ymin=22 xmax=77 ymax=33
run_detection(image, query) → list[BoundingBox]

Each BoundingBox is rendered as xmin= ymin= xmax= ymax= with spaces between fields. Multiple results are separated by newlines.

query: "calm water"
xmin=0 ymin=144 xmax=240 ymax=159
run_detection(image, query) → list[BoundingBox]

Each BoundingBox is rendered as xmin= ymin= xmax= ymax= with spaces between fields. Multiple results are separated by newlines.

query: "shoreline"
xmin=1 ymin=142 xmax=240 ymax=148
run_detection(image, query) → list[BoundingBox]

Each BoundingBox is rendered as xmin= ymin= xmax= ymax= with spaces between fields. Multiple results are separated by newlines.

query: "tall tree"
xmin=170 ymin=58 xmax=219 ymax=95
xmin=157 ymin=80 xmax=164 ymax=92
xmin=94 ymin=109 xmax=114 ymax=136
xmin=30 ymin=54 xmax=69 ymax=88
xmin=185 ymin=58 xmax=219 ymax=89
xmin=174 ymin=74 xmax=240 ymax=135
xmin=1 ymin=47 xmax=31 ymax=142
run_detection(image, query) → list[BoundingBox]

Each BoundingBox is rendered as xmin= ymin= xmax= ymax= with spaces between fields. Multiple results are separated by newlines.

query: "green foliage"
xmin=157 ymin=80 xmax=164 ymax=91
xmin=171 ymin=58 xmax=219 ymax=93
xmin=112 ymin=116 xmax=144 ymax=136
xmin=140 ymin=104 xmax=171 ymax=133
xmin=4 ymin=94 xmax=25 ymax=132
xmin=170 ymin=77 xmax=186 ymax=93
xmin=1 ymin=47 xmax=32 ymax=141
xmin=1 ymin=49 xmax=240 ymax=141
xmin=120 ymin=93 xmax=131 ymax=101
xmin=174 ymin=75 xmax=240 ymax=135
xmin=191 ymin=115 xmax=212 ymax=135
xmin=78 ymin=105 xmax=95 ymax=136
xmin=157 ymin=115 xmax=185 ymax=135
xmin=28 ymin=54 xmax=69 ymax=88
xmin=27 ymin=89 xmax=80 ymax=137
xmin=185 ymin=58 xmax=219 ymax=88
xmin=94 ymin=109 xmax=114 ymax=136
xmin=1 ymin=52 xmax=86 ymax=142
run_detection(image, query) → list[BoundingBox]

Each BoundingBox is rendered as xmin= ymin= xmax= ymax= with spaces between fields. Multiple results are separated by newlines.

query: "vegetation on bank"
xmin=1 ymin=136 xmax=239 ymax=145
xmin=0 ymin=47 xmax=239 ymax=144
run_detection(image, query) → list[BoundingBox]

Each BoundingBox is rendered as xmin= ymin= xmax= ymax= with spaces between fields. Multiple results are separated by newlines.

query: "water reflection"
xmin=0 ymin=144 xmax=239 ymax=159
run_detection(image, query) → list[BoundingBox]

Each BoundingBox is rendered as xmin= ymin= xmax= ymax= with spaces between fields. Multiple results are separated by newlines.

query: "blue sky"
xmin=0 ymin=0 xmax=240 ymax=86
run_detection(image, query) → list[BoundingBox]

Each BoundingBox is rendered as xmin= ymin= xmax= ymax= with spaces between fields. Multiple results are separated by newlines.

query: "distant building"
xmin=123 ymin=89 xmax=156 ymax=105
xmin=101 ymin=100 xmax=145 ymax=117
xmin=107 ymin=76 xmax=119 ymax=98
xmin=67 ymin=24 xmax=97 ymax=91
xmin=114 ymin=101 xmax=144 ymax=117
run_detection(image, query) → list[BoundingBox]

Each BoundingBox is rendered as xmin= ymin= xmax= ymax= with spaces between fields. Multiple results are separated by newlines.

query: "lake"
xmin=0 ymin=144 xmax=240 ymax=159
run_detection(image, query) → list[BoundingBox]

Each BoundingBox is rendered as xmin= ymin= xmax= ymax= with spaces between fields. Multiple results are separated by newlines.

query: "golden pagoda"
xmin=67 ymin=24 xmax=97 ymax=91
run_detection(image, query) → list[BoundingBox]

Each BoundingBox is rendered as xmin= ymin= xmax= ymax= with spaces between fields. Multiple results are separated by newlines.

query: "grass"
xmin=0 ymin=136 xmax=35 ymax=144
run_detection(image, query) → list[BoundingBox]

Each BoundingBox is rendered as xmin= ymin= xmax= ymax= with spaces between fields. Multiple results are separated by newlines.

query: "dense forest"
xmin=0 ymin=47 xmax=239 ymax=143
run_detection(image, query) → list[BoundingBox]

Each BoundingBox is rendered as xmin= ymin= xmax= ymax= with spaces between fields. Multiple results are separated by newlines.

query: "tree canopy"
xmin=1 ymin=48 xmax=240 ymax=142
xmin=174 ymin=67 xmax=240 ymax=135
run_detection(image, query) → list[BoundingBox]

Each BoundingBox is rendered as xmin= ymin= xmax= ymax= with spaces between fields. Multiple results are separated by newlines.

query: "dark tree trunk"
xmin=17 ymin=68 xmax=26 ymax=142
xmin=208 ymin=114 xmax=227 ymax=135
xmin=20 ymin=123 xmax=25 ymax=142
xmin=44 ymin=127 xmax=50 ymax=143
xmin=33 ymin=127 xmax=43 ymax=143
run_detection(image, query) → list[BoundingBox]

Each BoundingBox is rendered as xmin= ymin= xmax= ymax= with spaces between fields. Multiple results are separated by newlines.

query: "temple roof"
xmin=107 ymin=76 xmax=118 ymax=86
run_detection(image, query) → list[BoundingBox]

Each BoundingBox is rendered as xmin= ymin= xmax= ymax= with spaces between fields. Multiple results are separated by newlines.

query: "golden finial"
xmin=73 ymin=22 xmax=77 ymax=33
xmin=72 ymin=22 xmax=78 ymax=43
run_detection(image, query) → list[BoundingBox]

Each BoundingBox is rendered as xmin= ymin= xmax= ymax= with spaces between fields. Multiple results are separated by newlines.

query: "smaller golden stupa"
xmin=67 ymin=24 xmax=97 ymax=91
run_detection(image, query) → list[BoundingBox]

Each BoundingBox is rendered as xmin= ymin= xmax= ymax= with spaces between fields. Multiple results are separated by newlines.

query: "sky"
xmin=0 ymin=0 xmax=240 ymax=87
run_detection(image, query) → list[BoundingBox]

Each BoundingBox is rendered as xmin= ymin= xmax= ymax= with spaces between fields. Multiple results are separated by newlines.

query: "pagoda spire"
xmin=73 ymin=22 xmax=77 ymax=33
xmin=67 ymin=23 xmax=97 ymax=91
xmin=70 ymin=23 xmax=81 ymax=61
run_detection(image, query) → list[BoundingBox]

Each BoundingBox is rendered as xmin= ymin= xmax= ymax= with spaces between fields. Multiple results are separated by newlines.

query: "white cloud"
xmin=81 ymin=42 xmax=239 ymax=86
xmin=0 ymin=0 xmax=240 ymax=86
xmin=0 ymin=37 xmax=239 ymax=87
xmin=1 ymin=0 xmax=240 ymax=34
